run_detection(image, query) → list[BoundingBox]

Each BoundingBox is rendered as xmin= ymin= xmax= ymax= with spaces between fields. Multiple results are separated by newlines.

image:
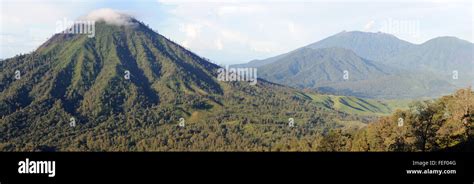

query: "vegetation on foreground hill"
xmin=0 ymin=20 xmax=471 ymax=152
xmin=0 ymin=86 xmax=471 ymax=151
xmin=0 ymin=20 xmax=364 ymax=151
xmin=324 ymin=88 xmax=473 ymax=152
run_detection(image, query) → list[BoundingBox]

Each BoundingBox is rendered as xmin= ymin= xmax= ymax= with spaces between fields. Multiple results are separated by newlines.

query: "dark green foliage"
xmin=1 ymin=20 xmax=472 ymax=152
xmin=350 ymin=88 xmax=474 ymax=152
xmin=0 ymin=19 xmax=363 ymax=151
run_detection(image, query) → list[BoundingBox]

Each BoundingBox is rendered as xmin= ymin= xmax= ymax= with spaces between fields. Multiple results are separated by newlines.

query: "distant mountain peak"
xmin=422 ymin=36 xmax=472 ymax=45
xmin=306 ymin=30 xmax=413 ymax=62
xmin=233 ymin=30 xmax=410 ymax=68
xmin=333 ymin=30 xmax=397 ymax=38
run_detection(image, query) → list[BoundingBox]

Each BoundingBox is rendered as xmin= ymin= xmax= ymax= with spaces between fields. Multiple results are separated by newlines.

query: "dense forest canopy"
xmin=0 ymin=19 xmax=472 ymax=152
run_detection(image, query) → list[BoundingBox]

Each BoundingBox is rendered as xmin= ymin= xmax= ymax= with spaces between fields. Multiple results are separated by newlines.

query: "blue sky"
xmin=1 ymin=0 xmax=472 ymax=64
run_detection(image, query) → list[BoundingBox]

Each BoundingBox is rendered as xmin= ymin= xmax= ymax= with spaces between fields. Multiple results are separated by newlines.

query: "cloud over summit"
xmin=81 ymin=8 xmax=135 ymax=26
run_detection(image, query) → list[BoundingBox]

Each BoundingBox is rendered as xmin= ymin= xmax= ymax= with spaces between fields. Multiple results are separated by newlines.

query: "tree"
xmin=409 ymin=100 xmax=445 ymax=151
xmin=351 ymin=129 xmax=370 ymax=151
xmin=448 ymin=88 xmax=473 ymax=139
xmin=318 ymin=129 xmax=349 ymax=151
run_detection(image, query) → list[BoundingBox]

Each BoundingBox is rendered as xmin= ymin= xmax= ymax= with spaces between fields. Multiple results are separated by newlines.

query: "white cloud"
xmin=0 ymin=0 xmax=100 ymax=58
xmin=216 ymin=4 xmax=265 ymax=17
xmin=364 ymin=20 xmax=375 ymax=31
xmin=1 ymin=0 xmax=471 ymax=62
xmin=214 ymin=39 xmax=224 ymax=50
xmin=1 ymin=1 xmax=81 ymax=58
xmin=288 ymin=22 xmax=296 ymax=34
xmin=158 ymin=2 xmax=298 ymax=63
xmin=181 ymin=40 xmax=190 ymax=48
xmin=157 ymin=0 xmax=473 ymax=2
xmin=81 ymin=8 xmax=135 ymax=26
xmin=179 ymin=23 xmax=202 ymax=39
xmin=219 ymin=29 xmax=246 ymax=43
xmin=249 ymin=41 xmax=277 ymax=53
xmin=156 ymin=1 xmax=472 ymax=64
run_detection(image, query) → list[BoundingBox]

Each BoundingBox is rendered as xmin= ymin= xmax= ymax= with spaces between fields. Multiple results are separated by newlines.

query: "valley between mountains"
xmin=0 ymin=12 xmax=472 ymax=151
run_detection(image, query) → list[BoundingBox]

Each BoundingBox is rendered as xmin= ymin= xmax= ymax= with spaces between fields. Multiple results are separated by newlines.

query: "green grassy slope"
xmin=303 ymin=92 xmax=410 ymax=116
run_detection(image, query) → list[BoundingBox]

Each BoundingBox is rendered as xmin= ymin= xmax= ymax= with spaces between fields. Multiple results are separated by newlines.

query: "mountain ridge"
xmin=234 ymin=31 xmax=472 ymax=68
xmin=257 ymin=46 xmax=457 ymax=99
xmin=236 ymin=31 xmax=471 ymax=99
xmin=0 ymin=15 xmax=384 ymax=151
